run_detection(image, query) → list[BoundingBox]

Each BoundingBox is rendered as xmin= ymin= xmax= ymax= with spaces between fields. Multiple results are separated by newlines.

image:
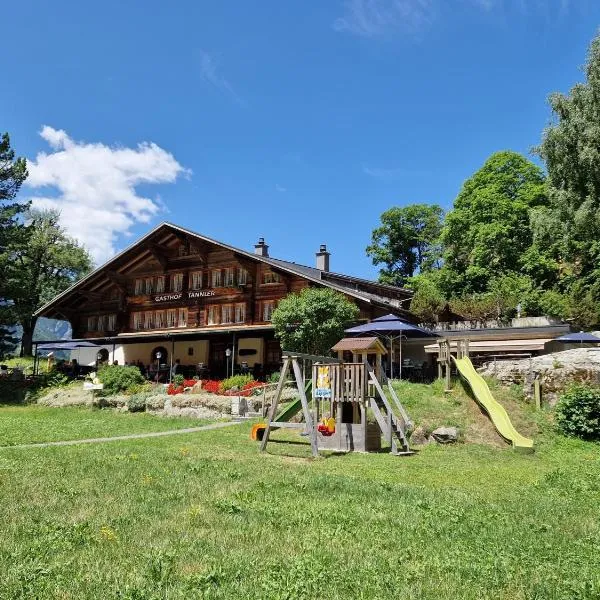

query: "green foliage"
xmin=537 ymin=31 xmax=600 ymax=295
xmin=555 ymin=386 xmax=600 ymax=441
xmin=173 ymin=374 xmax=185 ymax=386
xmin=272 ymin=287 xmax=359 ymax=356
xmin=407 ymin=274 xmax=446 ymax=325
xmin=267 ymin=371 xmax=281 ymax=384
xmin=0 ymin=132 xmax=29 ymax=357
xmin=440 ymin=151 xmax=548 ymax=295
xmin=220 ymin=374 xmax=253 ymax=391
xmin=367 ymin=204 xmax=444 ymax=286
xmin=127 ymin=393 xmax=149 ymax=413
xmin=1 ymin=208 xmax=93 ymax=355
xmin=97 ymin=365 xmax=145 ymax=396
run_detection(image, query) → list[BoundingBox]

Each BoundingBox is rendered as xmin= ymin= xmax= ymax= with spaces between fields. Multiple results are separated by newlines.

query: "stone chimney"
xmin=316 ymin=244 xmax=330 ymax=271
xmin=254 ymin=237 xmax=269 ymax=257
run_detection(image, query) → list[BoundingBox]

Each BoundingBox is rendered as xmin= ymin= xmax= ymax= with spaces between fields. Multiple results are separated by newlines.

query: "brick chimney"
xmin=254 ymin=237 xmax=269 ymax=257
xmin=316 ymin=244 xmax=330 ymax=271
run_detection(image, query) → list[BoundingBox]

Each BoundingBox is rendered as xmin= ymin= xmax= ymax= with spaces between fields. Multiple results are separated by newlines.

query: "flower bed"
xmin=167 ymin=378 xmax=265 ymax=396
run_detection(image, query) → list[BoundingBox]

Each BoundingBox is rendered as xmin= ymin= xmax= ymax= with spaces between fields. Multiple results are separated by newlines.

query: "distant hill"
xmin=8 ymin=318 xmax=72 ymax=356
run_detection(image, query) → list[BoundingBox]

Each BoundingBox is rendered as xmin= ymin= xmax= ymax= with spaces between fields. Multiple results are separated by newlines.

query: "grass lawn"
xmin=0 ymin=405 xmax=214 ymax=446
xmin=0 ymin=385 xmax=599 ymax=599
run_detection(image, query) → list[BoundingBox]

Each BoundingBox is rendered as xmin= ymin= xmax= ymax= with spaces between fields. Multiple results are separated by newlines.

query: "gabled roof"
xmin=34 ymin=222 xmax=414 ymax=319
xmin=332 ymin=337 xmax=388 ymax=354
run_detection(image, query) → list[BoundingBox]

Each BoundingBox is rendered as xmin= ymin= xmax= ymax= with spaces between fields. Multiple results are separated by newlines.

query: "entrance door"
xmin=210 ymin=342 xmax=226 ymax=379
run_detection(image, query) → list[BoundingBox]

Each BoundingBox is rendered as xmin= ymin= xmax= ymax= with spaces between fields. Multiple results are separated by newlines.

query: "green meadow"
xmin=0 ymin=384 xmax=599 ymax=599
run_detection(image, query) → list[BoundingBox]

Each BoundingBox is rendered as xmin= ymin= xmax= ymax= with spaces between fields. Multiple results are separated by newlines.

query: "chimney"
xmin=254 ymin=237 xmax=269 ymax=257
xmin=316 ymin=244 xmax=330 ymax=271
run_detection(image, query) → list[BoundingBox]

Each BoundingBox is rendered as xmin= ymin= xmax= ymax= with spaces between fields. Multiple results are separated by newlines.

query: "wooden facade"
xmin=35 ymin=223 xmax=414 ymax=377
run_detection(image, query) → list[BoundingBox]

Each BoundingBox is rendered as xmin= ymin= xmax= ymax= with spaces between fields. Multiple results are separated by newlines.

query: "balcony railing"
xmin=423 ymin=316 xmax=564 ymax=331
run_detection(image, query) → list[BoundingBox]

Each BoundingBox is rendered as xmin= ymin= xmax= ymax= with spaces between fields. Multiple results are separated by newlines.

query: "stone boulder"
xmin=431 ymin=426 xmax=459 ymax=444
xmin=409 ymin=426 xmax=429 ymax=445
xmin=479 ymin=348 xmax=600 ymax=405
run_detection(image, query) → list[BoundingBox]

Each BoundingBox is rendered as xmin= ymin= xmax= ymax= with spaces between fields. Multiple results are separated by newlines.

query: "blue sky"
xmin=3 ymin=0 xmax=600 ymax=279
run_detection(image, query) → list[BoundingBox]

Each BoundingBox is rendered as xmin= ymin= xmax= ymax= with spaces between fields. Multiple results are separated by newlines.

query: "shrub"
xmin=220 ymin=374 xmax=253 ymax=392
xmin=555 ymin=385 xmax=600 ymax=441
xmin=98 ymin=365 xmax=145 ymax=396
xmin=127 ymin=393 xmax=148 ymax=412
xmin=173 ymin=374 xmax=185 ymax=386
xmin=267 ymin=371 xmax=280 ymax=384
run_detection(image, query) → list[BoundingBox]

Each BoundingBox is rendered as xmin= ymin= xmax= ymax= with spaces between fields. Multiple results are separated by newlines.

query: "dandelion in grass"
xmin=99 ymin=526 xmax=117 ymax=542
xmin=180 ymin=447 xmax=190 ymax=457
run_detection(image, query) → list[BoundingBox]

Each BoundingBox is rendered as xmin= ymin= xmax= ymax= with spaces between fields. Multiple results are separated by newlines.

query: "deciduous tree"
xmin=367 ymin=204 xmax=444 ymax=286
xmin=272 ymin=288 xmax=359 ymax=356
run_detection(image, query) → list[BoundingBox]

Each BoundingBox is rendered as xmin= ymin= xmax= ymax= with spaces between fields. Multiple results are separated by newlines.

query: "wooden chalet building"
xmin=35 ymin=222 xmax=414 ymax=379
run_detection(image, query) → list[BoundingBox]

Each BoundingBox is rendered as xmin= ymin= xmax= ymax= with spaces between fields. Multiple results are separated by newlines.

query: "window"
xmin=155 ymin=310 xmax=165 ymax=329
xmin=145 ymin=277 xmax=153 ymax=295
xmin=221 ymin=304 xmax=233 ymax=324
xmin=263 ymin=301 xmax=275 ymax=322
xmin=144 ymin=311 xmax=154 ymax=330
xmin=191 ymin=271 xmax=203 ymax=290
xmin=107 ymin=314 xmax=116 ymax=331
xmin=155 ymin=276 xmax=165 ymax=293
xmin=166 ymin=309 xmax=177 ymax=328
xmin=134 ymin=279 xmax=144 ymax=295
xmin=178 ymin=308 xmax=187 ymax=328
xmin=87 ymin=316 xmax=97 ymax=332
xmin=262 ymin=271 xmax=281 ymax=284
xmin=238 ymin=268 xmax=248 ymax=285
xmin=208 ymin=305 xmax=220 ymax=326
xmin=211 ymin=270 xmax=222 ymax=288
xmin=235 ymin=303 xmax=246 ymax=323
xmin=97 ymin=315 xmax=107 ymax=331
xmin=224 ymin=267 xmax=235 ymax=287
xmin=132 ymin=313 xmax=142 ymax=330
xmin=171 ymin=273 xmax=183 ymax=292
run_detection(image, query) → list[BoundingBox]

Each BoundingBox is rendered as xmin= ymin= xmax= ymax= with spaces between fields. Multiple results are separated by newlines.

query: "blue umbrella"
xmin=554 ymin=331 xmax=600 ymax=344
xmin=36 ymin=341 xmax=100 ymax=351
xmin=345 ymin=314 xmax=438 ymax=378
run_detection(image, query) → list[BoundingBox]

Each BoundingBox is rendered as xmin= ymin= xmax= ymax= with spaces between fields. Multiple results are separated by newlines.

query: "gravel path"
xmin=0 ymin=420 xmax=241 ymax=450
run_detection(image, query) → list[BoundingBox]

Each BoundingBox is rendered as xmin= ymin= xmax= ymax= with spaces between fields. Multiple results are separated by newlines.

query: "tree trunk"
xmin=20 ymin=316 xmax=38 ymax=357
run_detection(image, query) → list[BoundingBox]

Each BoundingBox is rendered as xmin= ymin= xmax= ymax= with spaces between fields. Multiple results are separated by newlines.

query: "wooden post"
xmin=445 ymin=360 xmax=451 ymax=392
xmin=259 ymin=357 xmax=291 ymax=452
xmin=534 ymin=377 xmax=542 ymax=410
xmin=437 ymin=358 xmax=442 ymax=380
xmin=292 ymin=358 xmax=319 ymax=458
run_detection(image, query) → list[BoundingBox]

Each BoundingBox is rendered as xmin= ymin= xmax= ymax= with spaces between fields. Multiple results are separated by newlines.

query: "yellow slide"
xmin=452 ymin=356 xmax=534 ymax=451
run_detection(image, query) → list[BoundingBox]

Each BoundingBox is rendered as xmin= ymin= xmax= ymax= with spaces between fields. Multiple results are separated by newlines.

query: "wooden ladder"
xmin=366 ymin=364 xmax=413 ymax=456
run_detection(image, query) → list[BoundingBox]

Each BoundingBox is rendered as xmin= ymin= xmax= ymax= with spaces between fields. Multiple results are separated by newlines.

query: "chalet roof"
xmin=34 ymin=222 xmax=413 ymax=320
xmin=332 ymin=337 xmax=387 ymax=354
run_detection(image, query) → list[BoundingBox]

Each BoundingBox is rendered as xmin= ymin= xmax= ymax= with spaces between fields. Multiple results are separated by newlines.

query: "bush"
xmin=98 ymin=365 xmax=145 ymax=396
xmin=127 ymin=393 xmax=148 ymax=412
xmin=555 ymin=385 xmax=600 ymax=440
xmin=220 ymin=374 xmax=253 ymax=392
xmin=267 ymin=371 xmax=280 ymax=384
xmin=173 ymin=374 xmax=185 ymax=386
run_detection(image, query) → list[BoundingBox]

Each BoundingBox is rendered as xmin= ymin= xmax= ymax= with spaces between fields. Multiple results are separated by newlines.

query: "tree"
xmin=536 ymin=30 xmax=600 ymax=295
xmin=440 ymin=151 xmax=548 ymax=295
xmin=367 ymin=204 xmax=444 ymax=286
xmin=271 ymin=288 xmax=359 ymax=356
xmin=0 ymin=132 xmax=29 ymax=356
xmin=2 ymin=209 xmax=93 ymax=356
xmin=407 ymin=274 xmax=445 ymax=326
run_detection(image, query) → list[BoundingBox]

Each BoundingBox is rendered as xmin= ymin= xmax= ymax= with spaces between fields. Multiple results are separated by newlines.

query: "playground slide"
xmin=274 ymin=397 xmax=302 ymax=422
xmin=452 ymin=356 xmax=534 ymax=451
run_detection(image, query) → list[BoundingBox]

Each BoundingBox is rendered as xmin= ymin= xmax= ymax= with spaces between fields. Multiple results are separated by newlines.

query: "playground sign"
xmin=315 ymin=365 xmax=332 ymax=398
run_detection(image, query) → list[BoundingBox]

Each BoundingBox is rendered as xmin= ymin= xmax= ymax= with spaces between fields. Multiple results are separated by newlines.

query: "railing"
xmin=424 ymin=316 xmax=564 ymax=331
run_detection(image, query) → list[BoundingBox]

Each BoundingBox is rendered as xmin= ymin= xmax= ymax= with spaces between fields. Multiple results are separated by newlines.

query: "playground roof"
xmin=332 ymin=337 xmax=387 ymax=354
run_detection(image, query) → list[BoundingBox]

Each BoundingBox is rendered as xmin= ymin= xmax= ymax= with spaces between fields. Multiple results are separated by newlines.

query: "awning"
xmin=36 ymin=341 xmax=100 ymax=352
xmin=424 ymin=339 xmax=553 ymax=354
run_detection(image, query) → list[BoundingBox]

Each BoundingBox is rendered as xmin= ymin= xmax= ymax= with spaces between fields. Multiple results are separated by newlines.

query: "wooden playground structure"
xmin=257 ymin=337 xmax=413 ymax=457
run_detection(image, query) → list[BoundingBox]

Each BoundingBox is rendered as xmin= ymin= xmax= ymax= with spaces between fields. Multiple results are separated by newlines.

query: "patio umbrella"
xmin=554 ymin=331 xmax=600 ymax=344
xmin=35 ymin=341 xmax=100 ymax=374
xmin=345 ymin=314 xmax=438 ymax=379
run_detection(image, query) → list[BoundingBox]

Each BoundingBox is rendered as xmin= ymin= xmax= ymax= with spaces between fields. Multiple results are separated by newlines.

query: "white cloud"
xmin=334 ymin=0 xmax=576 ymax=37
xmin=27 ymin=126 xmax=189 ymax=265
xmin=199 ymin=50 xmax=243 ymax=105
xmin=275 ymin=184 xmax=287 ymax=192
xmin=333 ymin=0 xmax=436 ymax=37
